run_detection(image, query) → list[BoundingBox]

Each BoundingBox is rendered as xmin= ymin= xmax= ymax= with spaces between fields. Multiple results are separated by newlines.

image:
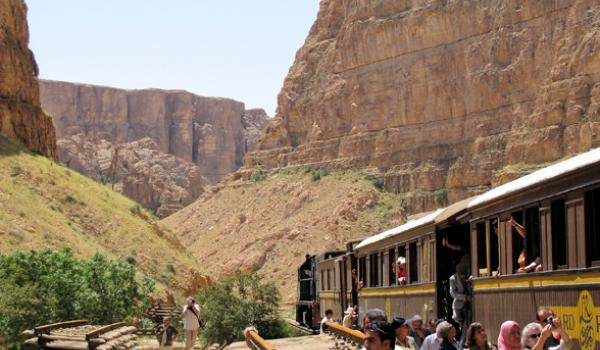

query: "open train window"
xmin=359 ymin=256 xmax=367 ymax=287
xmin=490 ymin=218 xmax=499 ymax=274
xmin=525 ymin=207 xmax=541 ymax=264
xmin=511 ymin=211 xmax=525 ymax=272
xmin=388 ymin=248 xmax=396 ymax=286
xmin=380 ymin=252 xmax=385 ymax=286
xmin=369 ymin=253 xmax=379 ymax=287
xmin=321 ymin=270 xmax=325 ymax=291
xmin=476 ymin=222 xmax=487 ymax=276
xmin=551 ymin=199 xmax=568 ymax=269
xmin=585 ymin=188 xmax=600 ymax=267
xmin=409 ymin=242 xmax=418 ymax=283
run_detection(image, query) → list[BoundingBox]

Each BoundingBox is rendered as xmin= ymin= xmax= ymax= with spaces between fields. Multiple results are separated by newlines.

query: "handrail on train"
xmin=245 ymin=327 xmax=277 ymax=350
xmin=323 ymin=322 xmax=365 ymax=345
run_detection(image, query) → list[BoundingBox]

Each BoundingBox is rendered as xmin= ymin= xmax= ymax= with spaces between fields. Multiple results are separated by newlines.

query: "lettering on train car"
xmin=543 ymin=290 xmax=600 ymax=350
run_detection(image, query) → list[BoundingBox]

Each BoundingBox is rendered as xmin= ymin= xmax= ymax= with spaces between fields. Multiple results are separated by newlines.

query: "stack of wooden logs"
xmin=23 ymin=320 xmax=138 ymax=350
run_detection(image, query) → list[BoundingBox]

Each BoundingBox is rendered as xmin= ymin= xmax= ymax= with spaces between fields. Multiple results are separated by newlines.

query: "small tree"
xmin=197 ymin=273 xmax=290 ymax=345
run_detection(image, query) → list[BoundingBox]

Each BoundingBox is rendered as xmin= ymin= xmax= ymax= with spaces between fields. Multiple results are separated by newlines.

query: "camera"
xmin=545 ymin=316 xmax=555 ymax=325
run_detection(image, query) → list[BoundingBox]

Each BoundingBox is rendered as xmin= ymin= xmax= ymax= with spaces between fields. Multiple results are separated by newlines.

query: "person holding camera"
xmin=181 ymin=296 xmax=201 ymax=350
xmin=534 ymin=308 xmax=561 ymax=348
xmin=522 ymin=318 xmax=572 ymax=350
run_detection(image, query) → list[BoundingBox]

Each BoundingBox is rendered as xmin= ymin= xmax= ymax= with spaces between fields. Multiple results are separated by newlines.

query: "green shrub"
xmin=197 ymin=273 xmax=291 ymax=345
xmin=252 ymin=166 xmax=268 ymax=182
xmin=434 ymin=188 xmax=448 ymax=204
xmin=0 ymin=249 xmax=154 ymax=347
xmin=364 ymin=174 xmax=385 ymax=190
xmin=311 ymin=168 xmax=330 ymax=181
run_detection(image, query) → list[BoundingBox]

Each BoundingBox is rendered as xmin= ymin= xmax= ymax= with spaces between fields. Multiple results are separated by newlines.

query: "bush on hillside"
xmin=196 ymin=272 xmax=291 ymax=345
xmin=0 ymin=248 xmax=154 ymax=348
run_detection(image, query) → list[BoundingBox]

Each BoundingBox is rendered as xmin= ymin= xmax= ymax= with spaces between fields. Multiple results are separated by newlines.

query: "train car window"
xmin=409 ymin=242 xmax=418 ymax=283
xmin=326 ymin=269 xmax=330 ymax=290
xmin=511 ymin=211 xmax=525 ymax=273
xmin=369 ymin=253 xmax=379 ymax=287
xmin=380 ymin=251 xmax=385 ymax=286
xmin=321 ymin=270 xmax=325 ymax=291
xmin=551 ymin=199 xmax=568 ymax=269
xmin=359 ymin=256 xmax=367 ymax=287
xmin=525 ymin=207 xmax=541 ymax=266
xmin=388 ymin=248 xmax=396 ymax=286
xmin=490 ymin=218 xmax=500 ymax=274
xmin=585 ymin=188 xmax=600 ymax=267
xmin=476 ymin=222 xmax=488 ymax=276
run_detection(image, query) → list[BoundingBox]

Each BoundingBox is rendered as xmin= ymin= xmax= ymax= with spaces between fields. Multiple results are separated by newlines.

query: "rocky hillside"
xmin=39 ymin=80 xmax=269 ymax=216
xmin=0 ymin=0 xmax=55 ymax=158
xmin=163 ymin=169 xmax=410 ymax=304
xmin=246 ymin=0 xmax=600 ymax=212
xmin=0 ymin=136 xmax=209 ymax=294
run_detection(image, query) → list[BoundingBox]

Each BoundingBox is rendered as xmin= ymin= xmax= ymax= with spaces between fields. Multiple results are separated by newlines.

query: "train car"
xmin=296 ymin=251 xmax=344 ymax=330
xmin=466 ymin=147 xmax=600 ymax=350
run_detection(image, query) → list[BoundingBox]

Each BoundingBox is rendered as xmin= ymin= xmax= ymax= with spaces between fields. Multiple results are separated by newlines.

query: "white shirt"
xmin=182 ymin=304 xmax=200 ymax=330
xmin=420 ymin=333 xmax=443 ymax=350
xmin=320 ymin=316 xmax=333 ymax=333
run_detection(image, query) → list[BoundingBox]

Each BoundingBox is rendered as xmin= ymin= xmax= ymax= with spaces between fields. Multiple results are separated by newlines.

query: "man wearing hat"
xmin=392 ymin=317 xmax=418 ymax=350
xmin=408 ymin=315 xmax=431 ymax=347
xmin=343 ymin=306 xmax=355 ymax=328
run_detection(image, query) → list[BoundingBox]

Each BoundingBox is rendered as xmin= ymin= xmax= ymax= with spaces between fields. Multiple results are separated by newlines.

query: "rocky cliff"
xmin=39 ymin=80 xmax=269 ymax=216
xmin=0 ymin=0 xmax=56 ymax=158
xmin=246 ymin=0 xmax=600 ymax=212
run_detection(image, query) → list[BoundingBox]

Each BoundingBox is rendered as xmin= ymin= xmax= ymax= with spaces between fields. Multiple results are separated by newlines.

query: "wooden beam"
xmin=34 ymin=320 xmax=88 ymax=336
xmin=85 ymin=323 xmax=125 ymax=341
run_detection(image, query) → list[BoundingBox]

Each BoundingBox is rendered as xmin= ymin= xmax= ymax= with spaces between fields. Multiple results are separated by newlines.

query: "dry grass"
xmin=0 ymin=137 xmax=203 ymax=292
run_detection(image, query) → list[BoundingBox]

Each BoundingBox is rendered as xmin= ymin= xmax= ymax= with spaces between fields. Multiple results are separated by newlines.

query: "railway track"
xmin=284 ymin=319 xmax=316 ymax=336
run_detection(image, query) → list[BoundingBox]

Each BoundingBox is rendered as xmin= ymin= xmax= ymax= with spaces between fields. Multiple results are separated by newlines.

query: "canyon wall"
xmin=246 ymin=0 xmax=600 ymax=212
xmin=0 ymin=0 xmax=56 ymax=158
xmin=39 ymin=80 xmax=268 ymax=216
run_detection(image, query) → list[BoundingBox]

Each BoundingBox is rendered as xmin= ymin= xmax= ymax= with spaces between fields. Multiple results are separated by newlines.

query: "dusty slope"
xmin=0 ymin=137 xmax=208 ymax=293
xmin=163 ymin=169 xmax=414 ymax=304
xmin=248 ymin=0 xmax=600 ymax=212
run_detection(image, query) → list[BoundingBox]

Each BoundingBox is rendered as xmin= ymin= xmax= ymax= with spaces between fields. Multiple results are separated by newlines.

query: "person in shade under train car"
xmin=408 ymin=314 xmax=431 ymax=347
xmin=521 ymin=320 xmax=573 ymax=350
xmin=438 ymin=321 xmax=463 ymax=350
xmin=320 ymin=309 xmax=334 ymax=333
xmin=507 ymin=217 xmax=542 ymax=273
xmin=463 ymin=322 xmax=496 ymax=350
xmin=392 ymin=317 xmax=418 ymax=350
xmin=533 ymin=307 xmax=561 ymax=348
xmin=181 ymin=297 xmax=201 ymax=350
xmin=155 ymin=317 xmax=178 ymax=349
xmin=364 ymin=322 xmax=397 ymax=350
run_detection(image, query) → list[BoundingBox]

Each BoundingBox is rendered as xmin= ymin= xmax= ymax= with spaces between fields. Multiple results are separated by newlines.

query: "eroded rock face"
xmin=242 ymin=108 xmax=270 ymax=152
xmin=58 ymin=135 xmax=205 ymax=217
xmin=0 ymin=0 xmax=56 ymax=158
xmin=246 ymin=0 xmax=600 ymax=212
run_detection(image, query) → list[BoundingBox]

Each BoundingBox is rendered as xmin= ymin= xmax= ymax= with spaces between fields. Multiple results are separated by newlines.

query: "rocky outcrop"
xmin=39 ymin=80 xmax=261 ymax=184
xmin=58 ymin=135 xmax=205 ymax=217
xmin=246 ymin=0 xmax=600 ymax=213
xmin=0 ymin=0 xmax=56 ymax=158
xmin=242 ymin=108 xmax=270 ymax=152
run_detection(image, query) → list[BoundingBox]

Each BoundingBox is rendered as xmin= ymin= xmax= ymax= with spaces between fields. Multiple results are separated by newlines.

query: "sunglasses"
xmin=367 ymin=322 xmax=389 ymax=335
xmin=528 ymin=333 xmax=541 ymax=339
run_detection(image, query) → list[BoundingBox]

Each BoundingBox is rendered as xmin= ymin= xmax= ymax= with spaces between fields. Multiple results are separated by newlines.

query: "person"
xmin=320 ymin=309 xmax=334 ymax=333
xmin=364 ymin=321 xmax=396 ymax=350
xmin=522 ymin=320 xmax=573 ymax=350
xmin=427 ymin=319 xmax=438 ymax=334
xmin=437 ymin=321 xmax=462 ymax=350
xmin=343 ymin=306 xmax=355 ymax=328
xmin=449 ymin=261 xmax=471 ymax=338
xmin=361 ymin=309 xmax=402 ymax=350
xmin=420 ymin=320 xmax=444 ymax=350
xmin=408 ymin=315 xmax=431 ymax=347
xmin=397 ymin=257 xmax=407 ymax=285
xmin=181 ymin=296 xmax=201 ymax=350
xmin=534 ymin=308 xmax=560 ymax=348
xmin=155 ymin=317 xmax=178 ymax=349
xmin=463 ymin=322 xmax=496 ymax=350
xmin=392 ymin=317 xmax=418 ymax=350
xmin=508 ymin=217 xmax=542 ymax=273
xmin=497 ymin=321 xmax=522 ymax=350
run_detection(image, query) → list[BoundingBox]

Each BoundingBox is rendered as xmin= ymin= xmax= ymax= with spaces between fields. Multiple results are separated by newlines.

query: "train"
xmin=296 ymin=147 xmax=600 ymax=350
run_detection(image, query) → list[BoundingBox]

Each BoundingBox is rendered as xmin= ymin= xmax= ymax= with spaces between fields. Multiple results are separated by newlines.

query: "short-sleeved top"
xmin=182 ymin=304 xmax=201 ymax=330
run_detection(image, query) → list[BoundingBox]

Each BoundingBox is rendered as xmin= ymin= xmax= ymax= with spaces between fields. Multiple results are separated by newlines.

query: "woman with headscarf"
xmin=437 ymin=321 xmax=462 ymax=350
xmin=497 ymin=321 xmax=522 ymax=350
xmin=463 ymin=322 xmax=496 ymax=350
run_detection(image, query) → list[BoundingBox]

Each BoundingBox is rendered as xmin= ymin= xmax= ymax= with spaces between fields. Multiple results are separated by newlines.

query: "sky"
xmin=26 ymin=1 xmax=320 ymax=116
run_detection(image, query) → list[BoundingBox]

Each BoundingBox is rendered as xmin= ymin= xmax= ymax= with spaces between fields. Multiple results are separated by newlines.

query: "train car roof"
xmin=468 ymin=147 xmax=600 ymax=210
xmin=355 ymin=208 xmax=444 ymax=250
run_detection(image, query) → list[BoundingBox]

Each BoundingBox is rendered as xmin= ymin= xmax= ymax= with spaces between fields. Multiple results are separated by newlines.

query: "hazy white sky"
xmin=26 ymin=1 xmax=320 ymax=116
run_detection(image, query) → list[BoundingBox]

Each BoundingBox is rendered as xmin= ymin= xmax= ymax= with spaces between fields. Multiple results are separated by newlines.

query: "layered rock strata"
xmin=0 ymin=0 xmax=56 ymax=158
xmin=246 ymin=0 xmax=600 ymax=212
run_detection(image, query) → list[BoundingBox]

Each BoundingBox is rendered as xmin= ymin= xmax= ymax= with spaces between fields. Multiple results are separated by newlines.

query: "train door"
xmin=436 ymin=223 xmax=471 ymax=325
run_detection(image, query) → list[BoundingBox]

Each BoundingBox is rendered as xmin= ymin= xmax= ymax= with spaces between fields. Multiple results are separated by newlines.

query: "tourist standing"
xmin=182 ymin=297 xmax=201 ymax=350
xmin=320 ymin=309 xmax=334 ymax=333
xmin=497 ymin=321 xmax=522 ymax=350
xmin=155 ymin=317 xmax=178 ymax=349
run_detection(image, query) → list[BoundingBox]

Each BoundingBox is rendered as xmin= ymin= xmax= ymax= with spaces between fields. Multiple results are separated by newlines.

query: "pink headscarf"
xmin=498 ymin=321 xmax=521 ymax=350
